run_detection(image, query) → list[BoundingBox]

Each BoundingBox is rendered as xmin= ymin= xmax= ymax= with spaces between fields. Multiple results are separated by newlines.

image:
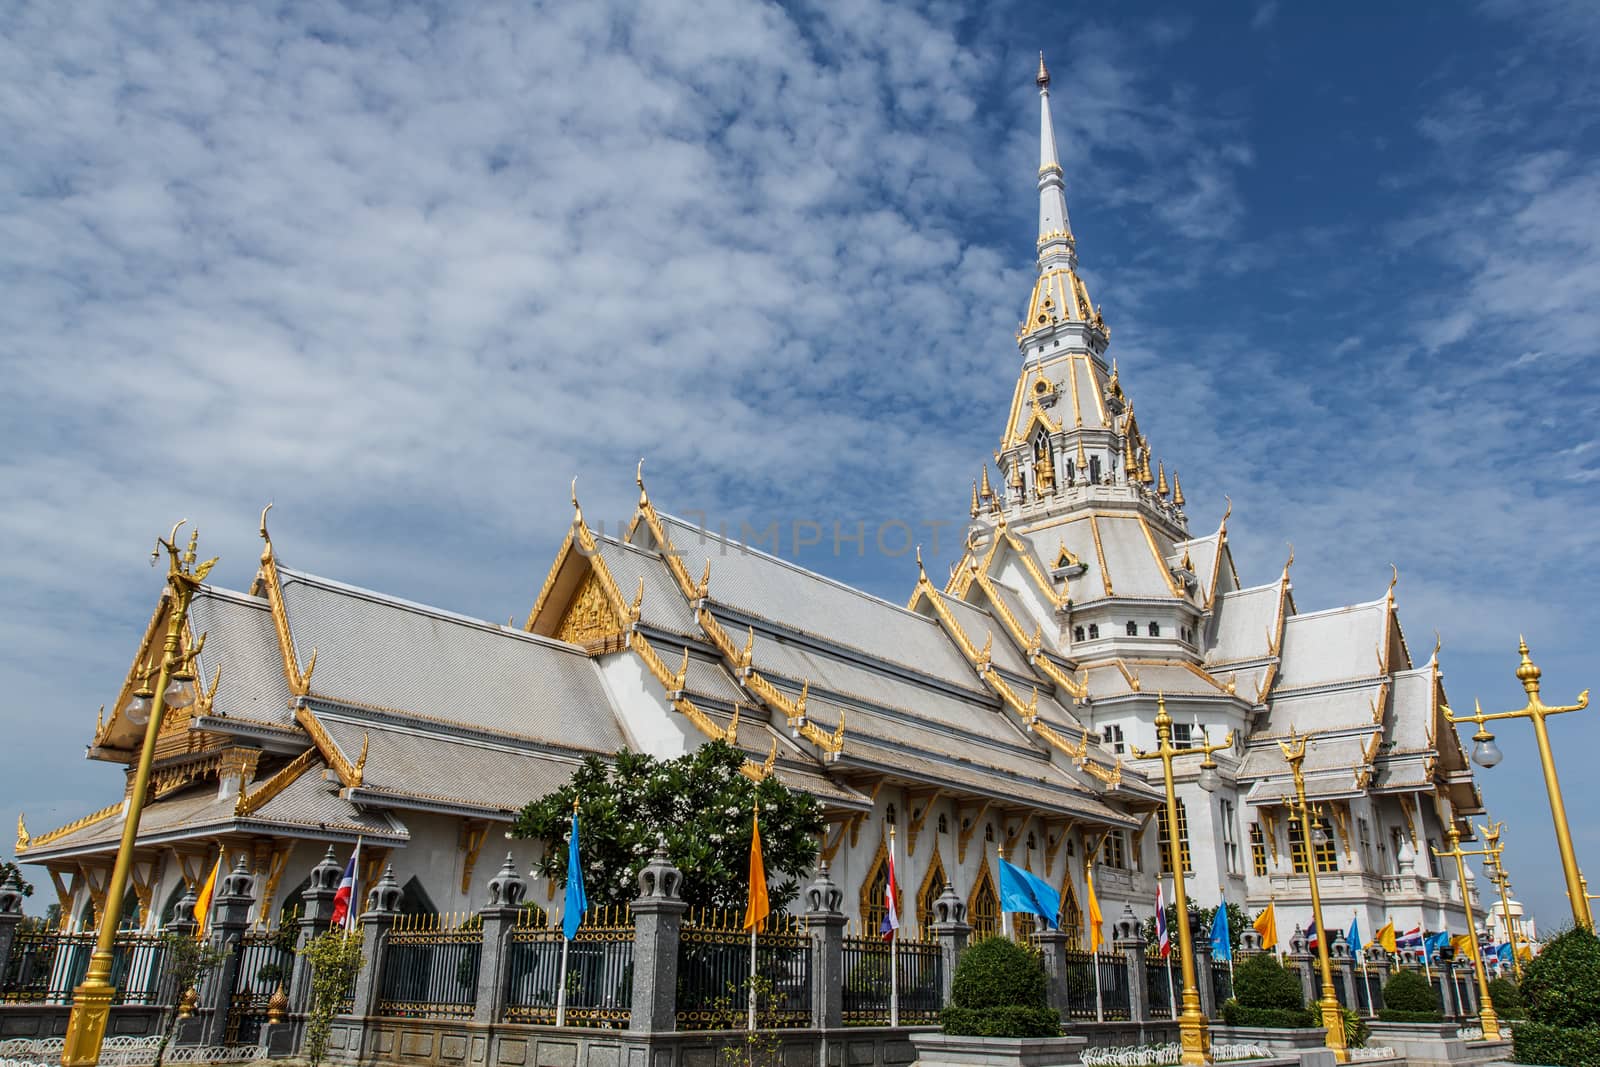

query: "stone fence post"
xmin=1455 ymin=960 xmax=1478 ymax=1016
xmin=0 ymin=872 xmax=25 ymax=979
xmin=351 ymin=866 xmax=402 ymax=1019
xmin=166 ymin=889 xmax=205 ymax=1046
xmin=805 ymin=862 xmax=846 ymax=1029
xmin=202 ymin=857 xmax=257 ymax=1045
xmin=1194 ymin=937 xmax=1216 ymax=1020
xmin=629 ymin=845 xmax=686 ymax=1033
xmin=1114 ymin=905 xmax=1149 ymax=1023
xmin=475 ymin=855 xmax=525 ymax=1025
xmin=1331 ymin=934 xmax=1357 ymax=1014
xmin=929 ymin=881 xmax=969 ymax=1010
xmin=291 ymin=847 xmax=341 ymax=1014
xmin=1288 ymin=926 xmax=1317 ymax=1008
xmin=1032 ymin=927 xmax=1071 ymax=1023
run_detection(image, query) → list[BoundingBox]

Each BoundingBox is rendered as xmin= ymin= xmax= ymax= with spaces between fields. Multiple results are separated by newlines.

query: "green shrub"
xmin=1523 ymin=928 xmax=1600 ymax=1029
xmin=1342 ymin=1007 xmax=1370 ymax=1048
xmin=1233 ymin=953 xmax=1305 ymax=1010
xmin=1490 ymin=975 xmax=1526 ymax=1020
xmin=940 ymin=938 xmax=1059 ymax=1038
xmin=1221 ymin=1001 xmax=1317 ymax=1028
xmin=1378 ymin=1009 xmax=1446 ymax=1023
xmin=1512 ymin=1020 xmax=1600 ymax=1067
xmin=1382 ymin=970 xmax=1441 ymax=1017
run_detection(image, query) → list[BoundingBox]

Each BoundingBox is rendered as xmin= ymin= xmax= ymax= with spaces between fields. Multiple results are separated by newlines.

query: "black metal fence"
xmin=837 ymin=932 xmax=940 ymax=1027
xmin=503 ymin=907 xmax=633 ymax=1028
xmin=224 ymin=930 xmax=296 ymax=1044
xmin=894 ymin=937 xmax=942 ymax=1025
xmin=376 ymin=914 xmax=483 ymax=1020
xmin=1145 ymin=951 xmax=1175 ymax=1019
xmin=1 ymin=929 xmax=171 ymax=1006
xmin=676 ymin=910 xmax=812 ymax=1030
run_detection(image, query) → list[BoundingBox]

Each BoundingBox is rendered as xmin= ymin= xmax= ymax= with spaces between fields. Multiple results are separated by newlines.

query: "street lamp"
xmin=1130 ymin=694 xmax=1233 ymax=1067
xmin=62 ymin=523 xmax=216 ymax=1067
xmin=1277 ymin=730 xmax=1348 ymax=1063
xmin=1431 ymin=826 xmax=1501 ymax=1041
xmin=1479 ymin=821 xmax=1523 ymax=981
xmin=1443 ymin=639 xmax=1590 ymax=928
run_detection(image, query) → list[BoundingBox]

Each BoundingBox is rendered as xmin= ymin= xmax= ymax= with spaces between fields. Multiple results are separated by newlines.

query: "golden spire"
xmin=1181 ymin=547 xmax=1194 ymax=573
xmin=1172 ymin=472 xmax=1185 ymax=507
xmin=1157 ymin=461 xmax=1168 ymax=497
xmin=1123 ymin=434 xmax=1138 ymax=478
xmin=1108 ymin=359 xmax=1122 ymax=399
xmin=970 ymin=481 xmax=980 ymax=518
xmin=980 ymin=464 xmax=993 ymax=500
xmin=1008 ymin=455 xmax=1023 ymax=489
xmin=1036 ymin=51 xmax=1049 ymax=88
xmin=1076 ymin=438 xmax=1089 ymax=482
xmin=1139 ymin=448 xmax=1153 ymax=486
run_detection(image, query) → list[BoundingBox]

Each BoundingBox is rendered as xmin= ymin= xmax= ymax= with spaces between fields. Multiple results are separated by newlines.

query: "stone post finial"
xmin=637 ymin=844 xmax=682 ymax=901
xmin=0 ymin=871 xmax=24 ymax=914
xmin=932 ymin=881 xmax=967 ymax=927
xmin=219 ymin=855 xmax=255 ymax=900
xmin=365 ymin=864 xmax=403 ymax=914
xmin=309 ymin=845 xmax=342 ymax=893
xmin=487 ymin=852 xmax=526 ymax=908
xmin=805 ymin=861 xmax=844 ymax=917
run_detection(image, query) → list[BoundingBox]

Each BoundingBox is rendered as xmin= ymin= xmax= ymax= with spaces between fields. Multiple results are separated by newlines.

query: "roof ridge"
xmin=657 ymin=512 xmax=934 ymax=624
xmin=194 ymin=584 xmax=270 ymax=608
xmin=275 ymin=566 xmax=592 ymax=656
xmin=1283 ymin=596 xmax=1387 ymax=623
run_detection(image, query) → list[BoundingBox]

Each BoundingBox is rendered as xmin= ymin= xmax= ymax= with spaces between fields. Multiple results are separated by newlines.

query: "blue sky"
xmin=3 ymin=0 xmax=1598 ymax=927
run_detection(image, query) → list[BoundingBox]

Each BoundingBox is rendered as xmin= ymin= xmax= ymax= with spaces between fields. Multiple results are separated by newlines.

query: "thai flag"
xmin=330 ymin=849 xmax=360 ymax=930
xmin=880 ymin=847 xmax=900 ymax=941
xmin=1306 ymin=927 xmax=1320 ymax=953
xmin=1396 ymin=926 xmax=1423 ymax=949
xmin=1156 ymin=883 xmax=1171 ymax=958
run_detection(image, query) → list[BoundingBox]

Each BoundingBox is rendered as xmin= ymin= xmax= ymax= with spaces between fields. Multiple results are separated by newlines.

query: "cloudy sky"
xmin=4 ymin=0 xmax=1598 ymax=926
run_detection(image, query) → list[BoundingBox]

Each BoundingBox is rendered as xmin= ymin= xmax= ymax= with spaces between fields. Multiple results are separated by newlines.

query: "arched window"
xmin=1026 ymin=831 xmax=1037 ymax=853
xmin=917 ymin=853 xmax=949 ymax=937
xmin=1060 ymin=873 xmax=1084 ymax=949
xmin=861 ymin=843 xmax=890 ymax=933
xmin=1090 ymin=455 xmax=1102 ymax=483
xmin=985 ymin=823 xmax=995 ymax=843
xmin=1126 ymin=621 xmax=1138 ymax=636
xmin=1014 ymin=912 xmax=1037 ymax=942
xmin=886 ymin=803 xmax=897 ymax=827
xmin=1148 ymin=622 xmax=1160 ymax=637
xmin=937 ymin=813 xmax=948 ymax=835
xmin=1074 ymin=626 xmax=1085 ymax=642
xmin=969 ymin=865 xmax=1000 ymax=940
xmin=1088 ymin=624 xmax=1100 ymax=639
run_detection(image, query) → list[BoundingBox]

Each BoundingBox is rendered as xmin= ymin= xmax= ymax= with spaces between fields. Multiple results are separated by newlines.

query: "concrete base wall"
xmin=0 ymin=1004 xmax=165 ymax=1040
xmin=325 ymin=1017 xmax=928 ymax=1067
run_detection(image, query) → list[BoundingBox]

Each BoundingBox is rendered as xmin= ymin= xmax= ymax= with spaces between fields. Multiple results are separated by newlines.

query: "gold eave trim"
xmin=18 ymin=801 xmax=123 ymax=854
xmin=235 ymin=747 xmax=319 ymax=817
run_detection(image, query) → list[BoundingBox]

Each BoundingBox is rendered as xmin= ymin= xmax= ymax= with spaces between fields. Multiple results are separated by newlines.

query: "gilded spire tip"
xmin=1036 ymin=52 xmax=1049 ymax=88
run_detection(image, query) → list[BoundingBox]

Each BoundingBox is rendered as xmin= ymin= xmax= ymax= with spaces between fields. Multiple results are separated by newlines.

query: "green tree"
xmin=1141 ymin=901 xmax=1250 ymax=954
xmin=940 ymin=936 xmax=1061 ymax=1037
xmin=299 ymin=929 xmax=364 ymax=1067
xmin=510 ymin=741 xmax=824 ymax=912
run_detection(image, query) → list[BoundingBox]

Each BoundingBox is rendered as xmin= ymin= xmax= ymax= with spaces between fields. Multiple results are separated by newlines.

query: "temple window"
xmin=1125 ymin=621 xmax=1138 ymax=636
xmin=985 ymin=823 xmax=995 ymax=843
xmin=1074 ymin=626 xmax=1085 ymax=642
xmin=1148 ymin=621 xmax=1160 ymax=637
xmin=1088 ymin=624 xmax=1099 ymax=639
xmin=1090 ymin=456 xmax=1102 ymax=482
xmin=969 ymin=867 xmax=1000 ymax=939
xmin=1105 ymin=724 xmax=1125 ymax=754
xmin=937 ymin=813 xmax=948 ymax=835
xmin=1158 ymin=798 xmax=1194 ymax=873
xmin=886 ymin=803 xmax=896 ymax=826
xmin=1250 ymin=823 xmax=1269 ymax=876
xmin=1289 ymin=817 xmax=1339 ymax=874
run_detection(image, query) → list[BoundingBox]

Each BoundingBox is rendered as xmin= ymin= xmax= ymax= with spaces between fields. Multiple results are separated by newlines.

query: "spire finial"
xmin=1036 ymin=52 xmax=1050 ymax=89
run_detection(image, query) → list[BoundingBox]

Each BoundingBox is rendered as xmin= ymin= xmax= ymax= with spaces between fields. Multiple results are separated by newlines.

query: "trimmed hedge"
xmin=1221 ymin=1002 xmax=1317 ymax=1029
xmin=1382 ymin=970 xmax=1441 ymax=1017
xmin=1523 ymin=928 xmax=1600 ymax=1030
xmin=940 ymin=937 xmax=1060 ymax=1038
xmin=940 ymin=1005 xmax=1064 ymax=1038
xmin=1378 ymin=1008 xmax=1446 ymax=1023
xmin=1489 ymin=975 xmax=1526 ymax=1020
xmin=1512 ymin=1021 xmax=1600 ymax=1067
xmin=1233 ymin=953 xmax=1306 ymax=1010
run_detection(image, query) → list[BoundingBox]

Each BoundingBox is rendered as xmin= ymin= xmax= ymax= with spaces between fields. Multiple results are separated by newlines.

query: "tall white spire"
xmin=1035 ymin=54 xmax=1075 ymax=270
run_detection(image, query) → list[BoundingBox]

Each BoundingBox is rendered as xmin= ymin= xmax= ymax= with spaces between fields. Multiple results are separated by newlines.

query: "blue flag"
xmin=563 ymin=807 xmax=587 ymax=940
xmin=1210 ymin=904 xmax=1232 ymax=960
xmin=1496 ymin=943 xmax=1513 ymax=965
xmin=1347 ymin=916 xmax=1362 ymax=957
xmin=997 ymin=857 xmax=1060 ymax=929
xmin=1423 ymin=931 xmax=1450 ymax=962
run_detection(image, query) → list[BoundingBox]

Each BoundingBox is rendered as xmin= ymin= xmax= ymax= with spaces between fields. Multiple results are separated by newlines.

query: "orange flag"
xmin=743 ymin=801 xmax=769 ymax=932
xmin=193 ymin=856 xmax=221 ymax=938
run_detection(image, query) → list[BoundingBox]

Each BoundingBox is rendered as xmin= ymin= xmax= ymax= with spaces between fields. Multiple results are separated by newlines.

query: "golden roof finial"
xmin=1123 ymin=434 xmax=1137 ymax=478
xmin=739 ymin=626 xmax=755 ymax=669
xmin=916 ymin=545 xmax=927 ymax=580
xmin=258 ymin=502 xmax=275 ymax=563
xmin=1387 ymin=563 xmax=1399 ymax=601
xmin=1139 ymin=449 xmax=1153 ymax=486
xmin=631 ymin=577 xmax=645 ymax=618
xmin=1157 ymin=461 xmax=1168 ymax=497
xmin=1108 ymin=358 xmax=1122 ymax=399
xmin=354 ymin=733 xmax=368 ymax=786
xmin=971 ymin=481 xmax=980 ymax=518
xmin=636 ymin=457 xmax=648 ymax=506
xmin=1283 ymin=542 xmax=1295 ymax=576
xmin=980 ymin=465 xmax=994 ymax=499
xmin=1220 ymin=495 xmax=1232 ymax=534
xmin=570 ymin=477 xmax=584 ymax=525
xmin=698 ymin=559 xmax=711 ymax=599
xmin=1076 ymin=438 xmax=1088 ymax=473
xmin=1036 ymin=51 xmax=1050 ymax=88
xmin=726 ymin=702 xmax=741 ymax=746
xmin=1181 ymin=547 xmax=1193 ymax=573
xmin=17 ymin=813 xmax=29 ymax=850
xmin=1172 ymin=472 xmax=1185 ymax=507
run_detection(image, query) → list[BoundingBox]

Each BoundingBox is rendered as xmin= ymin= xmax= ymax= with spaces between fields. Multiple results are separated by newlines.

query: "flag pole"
xmin=1166 ymin=953 xmax=1177 ymax=1020
xmin=999 ymin=845 xmax=1012 ymax=940
xmin=556 ymin=798 xmax=580 ymax=1028
xmin=347 ymin=836 xmax=363 ymax=932
xmin=1088 ymin=852 xmax=1103 ymax=1023
xmin=889 ymin=824 xmax=900 ymax=1029
xmin=749 ymin=798 xmax=760 ymax=1033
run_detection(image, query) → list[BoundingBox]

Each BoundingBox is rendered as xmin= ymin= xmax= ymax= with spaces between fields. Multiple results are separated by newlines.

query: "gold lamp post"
xmin=1430 ymin=826 xmax=1501 ymax=1041
xmin=1479 ymin=822 xmax=1522 ymax=980
xmin=1129 ymin=694 xmax=1233 ymax=1067
xmin=1443 ymin=638 xmax=1591 ymax=928
xmin=62 ymin=523 xmax=216 ymax=1067
xmin=1277 ymin=730 xmax=1348 ymax=1063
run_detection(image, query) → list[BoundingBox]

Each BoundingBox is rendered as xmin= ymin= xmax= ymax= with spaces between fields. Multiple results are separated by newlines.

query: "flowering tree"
xmin=510 ymin=741 xmax=824 ymax=912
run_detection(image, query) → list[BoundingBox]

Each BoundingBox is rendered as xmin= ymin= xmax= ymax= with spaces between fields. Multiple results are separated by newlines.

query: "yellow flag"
xmin=1451 ymin=934 xmax=1473 ymax=956
xmin=1373 ymin=919 xmax=1397 ymax=953
xmin=1253 ymin=901 xmax=1278 ymax=952
xmin=1086 ymin=868 xmax=1105 ymax=954
xmin=743 ymin=808 xmax=769 ymax=932
xmin=193 ymin=856 xmax=222 ymax=937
